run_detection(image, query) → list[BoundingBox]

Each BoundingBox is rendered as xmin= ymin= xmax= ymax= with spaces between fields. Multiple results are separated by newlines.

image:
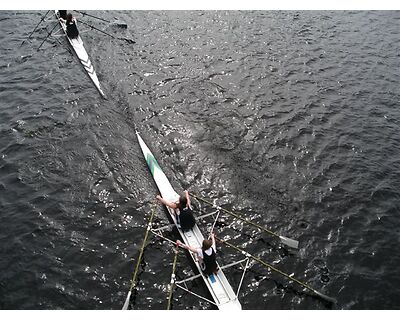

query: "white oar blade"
xmin=279 ymin=236 xmax=299 ymax=249
xmin=111 ymin=21 xmax=128 ymax=29
xmin=313 ymin=290 xmax=337 ymax=304
xmin=122 ymin=290 xmax=132 ymax=310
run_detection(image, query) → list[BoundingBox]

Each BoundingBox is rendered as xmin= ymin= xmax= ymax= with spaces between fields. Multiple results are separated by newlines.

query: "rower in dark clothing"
xmin=65 ymin=13 xmax=79 ymax=39
xmin=58 ymin=10 xmax=67 ymax=20
xmin=156 ymin=190 xmax=196 ymax=232
xmin=177 ymin=233 xmax=219 ymax=276
xmin=175 ymin=192 xmax=196 ymax=231
xmin=59 ymin=13 xmax=79 ymax=39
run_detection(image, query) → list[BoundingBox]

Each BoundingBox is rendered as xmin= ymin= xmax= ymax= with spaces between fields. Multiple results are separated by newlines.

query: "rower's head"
xmin=202 ymin=239 xmax=213 ymax=251
xmin=66 ymin=13 xmax=73 ymax=22
xmin=178 ymin=194 xmax=187 ymax=209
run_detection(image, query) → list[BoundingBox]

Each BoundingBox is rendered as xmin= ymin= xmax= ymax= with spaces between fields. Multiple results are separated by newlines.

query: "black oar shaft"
xmin=216 ymin=236 xmax=336 ymax=303
xmin=78 ymin=19 xmax=116 ymax=39
xmin=74 ymin=10 xmax=110 ymax=23
xmin=21 ymin=10 xmax=50 ymax=46
xmin=78 ymin=19 xmax=135 ymax=44
xmin=37 ymin=21 xmax=59 ymax=51
xmin=191 ymin=193 xmax=279 ymax=237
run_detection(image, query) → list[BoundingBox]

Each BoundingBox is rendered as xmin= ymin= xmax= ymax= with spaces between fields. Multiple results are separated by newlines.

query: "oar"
xmin=20 ymin=10 xmax=50 ymax=47
xmin=166 ymin=247 xmax=179 ymax=310
xmin=73 ymin=10 xmax=110 ymax=23
xmin=36 ymin=21 xmax=60 ymax=51
xmin=122 ymin=206 xmax=156 ymax=310
xmin=150 ymin=229 xmax=179 ymax=247
xmin=190 ymin=193 xmax=299 ymax=249
xmin=216 ymin=236 xmax=337 ymax=304
xmin=73 ymin=10 xmax=127 ymax=28
xmin=208 ymin=209 xmax=220 ymax=238
xmin=78 ymin=20 xmax=135 ymax=44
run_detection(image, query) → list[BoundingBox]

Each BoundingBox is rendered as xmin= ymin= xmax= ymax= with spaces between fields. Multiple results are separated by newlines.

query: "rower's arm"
xmin=210 ymin=233 xmax=216 ymax=251
xmin=176 ymin=240 xmax=198 ymax=254
xmin=156 ymin=195 xmax=178 ymax=209
xmin=184 ymin=190 xmax=192 ymax=209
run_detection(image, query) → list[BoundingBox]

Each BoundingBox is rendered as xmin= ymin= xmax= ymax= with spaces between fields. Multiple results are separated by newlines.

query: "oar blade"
xmin=313 ymin=289 xmax=337 ymax=304
xmin=111 ymin=21 xmax=128 ymax=29
xmin=119 ymin=37 xmax=136 ymax=44
xmin=122 ymin=290 xmax=132 ymax=310
xmin=279 ymin=235 xmax=299 ymax=249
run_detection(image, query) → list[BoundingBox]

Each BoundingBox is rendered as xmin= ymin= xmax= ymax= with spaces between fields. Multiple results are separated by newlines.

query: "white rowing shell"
xmin=136 ymin=131 xmax=242 ymax=310
xmin=55 ymin=11 xmax=106 ymax=98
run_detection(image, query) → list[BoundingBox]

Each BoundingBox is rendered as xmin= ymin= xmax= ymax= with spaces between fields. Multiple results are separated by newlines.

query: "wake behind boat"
xmin=55 ymin=11 xmax=106 ymax=98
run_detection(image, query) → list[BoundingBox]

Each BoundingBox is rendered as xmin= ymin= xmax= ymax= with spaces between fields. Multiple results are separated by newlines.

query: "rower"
xmin=177 ymin=233 xmax=219 ymax=276
xmin=156 ymin=190 xmax=196 ymax=232
xmin=58 ymin=10 xmax=67 ymax=20
xmin=59 ymin=13 xmax=79 ymax=39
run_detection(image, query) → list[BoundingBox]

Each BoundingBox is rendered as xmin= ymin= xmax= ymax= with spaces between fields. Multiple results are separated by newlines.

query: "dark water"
xmin=0 ymin=10 xmax=400 ymax=310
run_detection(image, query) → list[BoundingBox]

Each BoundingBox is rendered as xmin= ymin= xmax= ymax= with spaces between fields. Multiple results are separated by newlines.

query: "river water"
xmin=0 ymin=10 xmax=399 ymax=310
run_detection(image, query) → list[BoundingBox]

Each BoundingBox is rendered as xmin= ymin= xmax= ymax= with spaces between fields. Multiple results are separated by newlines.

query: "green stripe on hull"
xmin=146 ymin=153 xmax=162 ymax=176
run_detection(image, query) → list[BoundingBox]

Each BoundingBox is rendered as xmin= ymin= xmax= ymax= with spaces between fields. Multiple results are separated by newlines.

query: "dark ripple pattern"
xmin=0 ymin=10 xmax=400 ymax=310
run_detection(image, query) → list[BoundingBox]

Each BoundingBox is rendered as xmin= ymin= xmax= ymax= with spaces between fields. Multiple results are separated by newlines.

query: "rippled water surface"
xmin=0 ymin=10 xmax=400 ymax=310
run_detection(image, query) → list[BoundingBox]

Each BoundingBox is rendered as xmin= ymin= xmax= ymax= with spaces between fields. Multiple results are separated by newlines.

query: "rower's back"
xmin=179 ymin=205 xmax=196 ymax=231
xmin=66 ymin=13 xmax=79 ymax=39
xmin=177 ymin=194 xmax=196 ymax=232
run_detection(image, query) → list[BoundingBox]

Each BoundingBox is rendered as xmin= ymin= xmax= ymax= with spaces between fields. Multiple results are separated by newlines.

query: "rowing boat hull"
xmin=55 ymin=11 xmax=106 ymax=98
xmin=136 ymin=131 xmax=241 ymax=310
